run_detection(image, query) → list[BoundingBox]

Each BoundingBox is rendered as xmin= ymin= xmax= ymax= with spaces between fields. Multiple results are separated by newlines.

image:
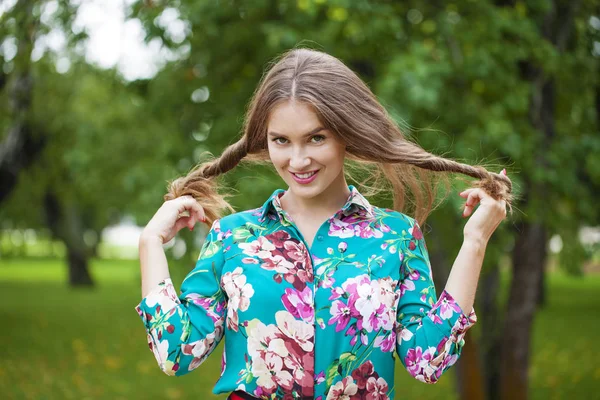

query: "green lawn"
xmin=0 ymin=258 xmax=598 ymax=399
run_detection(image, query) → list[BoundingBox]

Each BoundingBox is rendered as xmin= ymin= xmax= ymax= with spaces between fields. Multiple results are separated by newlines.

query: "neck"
xmin=280 ymin=174 xmax=351 ymax=218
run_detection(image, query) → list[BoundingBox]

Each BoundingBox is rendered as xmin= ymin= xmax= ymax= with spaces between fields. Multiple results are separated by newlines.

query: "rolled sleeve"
xmin=134 ymin=219 xmax=227 ymax=376
xmin=395 ymin=219 xmax=477 ymax=384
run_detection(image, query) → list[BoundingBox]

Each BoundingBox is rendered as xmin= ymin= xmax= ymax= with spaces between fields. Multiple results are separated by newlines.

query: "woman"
xmin=135 ymin=48 xmax=513 ymax=400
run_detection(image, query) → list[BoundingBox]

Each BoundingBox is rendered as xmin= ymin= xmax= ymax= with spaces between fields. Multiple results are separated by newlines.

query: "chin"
xmin=286 ymin=182 xmax=325 ymax=198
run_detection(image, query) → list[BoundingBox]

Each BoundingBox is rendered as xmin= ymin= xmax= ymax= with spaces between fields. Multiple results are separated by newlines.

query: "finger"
xmin=178 ymin=196 xmax=207 ymax=223
xmin=463 ymin=189 xmax=482 ymax=217
xmin=173 ymin=215 xmax=192 ymax=234
xmin=459 ymin=188 xmax=476 ymax=197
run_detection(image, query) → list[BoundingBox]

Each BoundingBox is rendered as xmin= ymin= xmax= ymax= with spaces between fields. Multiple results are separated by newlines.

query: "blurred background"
xmin=1 ymin=0 xmax=599 ymax=399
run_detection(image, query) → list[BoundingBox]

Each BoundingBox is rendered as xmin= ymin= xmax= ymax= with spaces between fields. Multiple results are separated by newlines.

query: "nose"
xmin=289 ymin=145 xmax=311 ymax=170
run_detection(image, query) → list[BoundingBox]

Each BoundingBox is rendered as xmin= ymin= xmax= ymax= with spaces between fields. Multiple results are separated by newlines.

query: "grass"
xmin=0 ymin=257 xmax=598 ymax=399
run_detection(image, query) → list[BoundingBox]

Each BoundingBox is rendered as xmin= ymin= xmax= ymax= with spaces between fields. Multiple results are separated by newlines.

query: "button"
xmin=317 ymin=235 xmax=324 ymax=241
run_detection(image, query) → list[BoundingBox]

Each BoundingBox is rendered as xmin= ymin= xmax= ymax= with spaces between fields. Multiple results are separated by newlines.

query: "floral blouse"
xmin=135 ymin=185 xmax=477 ymax=400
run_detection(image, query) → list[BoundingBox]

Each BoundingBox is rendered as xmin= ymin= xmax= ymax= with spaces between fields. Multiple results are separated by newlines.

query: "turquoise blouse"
xmin=135 ymin=185 xmax=477 ymax=400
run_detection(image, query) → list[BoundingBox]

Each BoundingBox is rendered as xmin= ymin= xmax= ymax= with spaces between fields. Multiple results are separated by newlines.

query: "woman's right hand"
xmin=140 ymin=195 xmax=208 ymax=244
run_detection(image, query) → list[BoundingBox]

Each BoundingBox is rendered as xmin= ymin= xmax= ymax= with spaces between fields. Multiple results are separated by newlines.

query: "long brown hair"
xmin=164 ymin=47 xmax=515 ymax=227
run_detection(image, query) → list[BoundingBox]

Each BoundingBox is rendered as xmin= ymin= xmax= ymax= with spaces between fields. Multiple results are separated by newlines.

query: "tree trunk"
xmin=43 ymin=189 xmax=94 ymax=287
xmin=0 ymin=0 xmax=47 ymax=204
xmin=456 ymin=334 xmax=486 ymax=400
xmin=498 ymin=1 xmax=578 ymax=397
xmin=535 ymin=262 xmax=547 ymax=308
xmin=499 ymin=221 xmax=547 ymax=400
xmin=480 ymin=266 xmax=502 ymax=400
xmin=428 ymin=221 xmax=485 ymax=399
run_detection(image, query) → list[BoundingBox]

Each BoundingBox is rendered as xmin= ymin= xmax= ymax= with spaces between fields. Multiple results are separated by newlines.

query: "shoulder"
xmin=213 ymin=207 xmax=264 ymax=232
xmin=371 ymin=205 xmax=418 ymax=231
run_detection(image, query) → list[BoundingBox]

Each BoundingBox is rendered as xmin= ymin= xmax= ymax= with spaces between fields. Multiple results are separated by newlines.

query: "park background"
xmin=1 ymin=0 xmax=599 ymax=399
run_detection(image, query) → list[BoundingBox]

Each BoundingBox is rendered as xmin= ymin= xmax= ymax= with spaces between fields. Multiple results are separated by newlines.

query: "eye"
xmin=310 ymin=135 xmax=325 ymax=143
xmin=272 ymin=137 xmax=288 ymax=145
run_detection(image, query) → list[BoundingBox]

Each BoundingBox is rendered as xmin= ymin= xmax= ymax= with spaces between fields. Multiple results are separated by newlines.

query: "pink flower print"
xmin=377 ymin=277 xmax=397 ymax=308
xmin=404 ymin=346 xmax=440 ymax=382
xmin=404 ymin=347 xmax=424 ymax=376
xmin=360 ymin=332 xmax=369 ymax=346
xmin=247 ymin=322 xmax=289 ymax=360
xmin=295 ymin=267 xmax=314 ymax=288
xmin=398 ymin=279 xmax=415 ymax=296
xmin=315 ymin=370 xmax=326 ymax=385
xmin=182 ymin=330 xmax=219 ymax=371
xmin=373 ymin=331 xmax=396 ymax=352
xmin=328 ymin=218 xmax=355 ymax=238
xmin=283 ymin=351 xmax=314 ymax=389
xmin=321 ymin=270 xmax=335 ymax=289
xmin=328 ymin=300 xmax=352 ymax=332
xmin=252 ymin=352 xmax=294 ymax=392
xmin=350 ymin=360 xmax=375 ymax=389
xmin=326 ymin=376 xmax=358 ymax=400
xmin=437 ymin=294 xmax=463 ymax=320
xmin=217 ymin=224 xmax=232 ymax=240
xmin=329 ymin=286 xmax=345 ymax=300
xmin=428 ymin=310 xmax=443 ymax=324
xmin=242 ymin=257 xmax=258 ymax=264
xmin=282 ymin=286 xmax=314 ymax=324
xmin=275 ymin=311 xmax=315 ymax=353
xmin=378 ymin=223 xmax=391 ymax=233
xmin=365 ymin=376 xmax=389 ymax=400
xmin=239 ymin=236 xmax=276 ymax=259
xmin=186 ymin=294 xmax=220 ymax=322
xmin=396 ymin=326 xmax=414 ymax=343
xmin=284 ymin=240 xmax=309 ymax=265
xmin=410 ymin=224 xmax=423 ymax=240
xmin=262 ymin=254 xmax=296 ymax=274
xmin=374 ymin=304 xmax=395 ymax=332
xmin=267 ymin=230 xmax=291 ymax=247
xmin=221 ymin=268 xmax=254 ymax=331
xmin=354 ymin=222 xmax=384 ymax=239
xmin=355 ymin=280 xmax=381 ymax=332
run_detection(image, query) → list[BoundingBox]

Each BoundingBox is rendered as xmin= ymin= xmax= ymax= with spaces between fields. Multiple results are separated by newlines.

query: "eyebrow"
xmin=267 ymin=127 xmax=325 ymax=138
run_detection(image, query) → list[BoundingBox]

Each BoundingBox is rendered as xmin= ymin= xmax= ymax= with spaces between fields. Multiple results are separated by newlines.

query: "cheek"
xmin=317 ymin=144 xmax=345 ymax=167
xmin=268 ymin=147 xmax=288 ymax=169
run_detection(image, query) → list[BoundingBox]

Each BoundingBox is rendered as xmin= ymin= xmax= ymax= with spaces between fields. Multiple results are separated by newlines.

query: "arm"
xmin=135 ymin=219 xmax=227 ymax=376
xmin=443 ymin=238 xmax=486 ymax=317
xmin=139 ymin=234 xmax=171 ymax=298
xmin=395 ymin=219 xmax=477 ymax=384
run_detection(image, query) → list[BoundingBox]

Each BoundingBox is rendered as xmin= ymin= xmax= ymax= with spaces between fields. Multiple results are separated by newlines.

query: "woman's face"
xmin=267 ymin=100 xmax=347 ymax=202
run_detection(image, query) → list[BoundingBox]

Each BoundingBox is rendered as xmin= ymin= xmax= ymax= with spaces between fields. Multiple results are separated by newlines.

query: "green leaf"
xmin=200 ymin=241 xmax=221 ymax=258
xmin=325 ymin=359 xmax=340 ymax=392
xmin=232 ymin=227 xmax=253 ymax=243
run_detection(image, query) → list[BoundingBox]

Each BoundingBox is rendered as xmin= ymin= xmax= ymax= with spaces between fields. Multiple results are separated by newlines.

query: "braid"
xmin=163 ymin=137 xmax=249 ymax=225
xmin=392 ymin=142 xmax=515 ymax=213
xmin=200 ymin=137 xmax=249 ymax=178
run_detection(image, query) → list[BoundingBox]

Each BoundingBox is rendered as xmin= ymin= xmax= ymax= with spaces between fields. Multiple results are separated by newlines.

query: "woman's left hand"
xmin=459 ymin=169 xmax=508 ymax=245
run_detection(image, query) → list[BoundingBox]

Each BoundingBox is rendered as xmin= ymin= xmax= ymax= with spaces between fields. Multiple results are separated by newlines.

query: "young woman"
xmin=136 ymin=48 xmax=513 ymax=400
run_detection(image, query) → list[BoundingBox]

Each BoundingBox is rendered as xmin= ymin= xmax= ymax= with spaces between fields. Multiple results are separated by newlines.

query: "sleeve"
xmin=394 ymin=218 xmax=477 ymax=384
xmin=134 ymin=219 xmax=227 ymax=376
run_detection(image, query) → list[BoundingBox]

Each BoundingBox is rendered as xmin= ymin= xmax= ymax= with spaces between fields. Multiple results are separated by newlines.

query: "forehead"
xmin=267 ymin=101 xmax=322 ymax=133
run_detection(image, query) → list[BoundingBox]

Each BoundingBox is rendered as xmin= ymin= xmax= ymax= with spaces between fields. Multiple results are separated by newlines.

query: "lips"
xmin=290 ymin=170 xmax=319 ymax=184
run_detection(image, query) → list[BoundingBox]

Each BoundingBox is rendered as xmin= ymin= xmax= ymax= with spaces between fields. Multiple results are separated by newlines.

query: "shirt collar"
xmin=259 ymin=184 xmax=375 ymax=223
